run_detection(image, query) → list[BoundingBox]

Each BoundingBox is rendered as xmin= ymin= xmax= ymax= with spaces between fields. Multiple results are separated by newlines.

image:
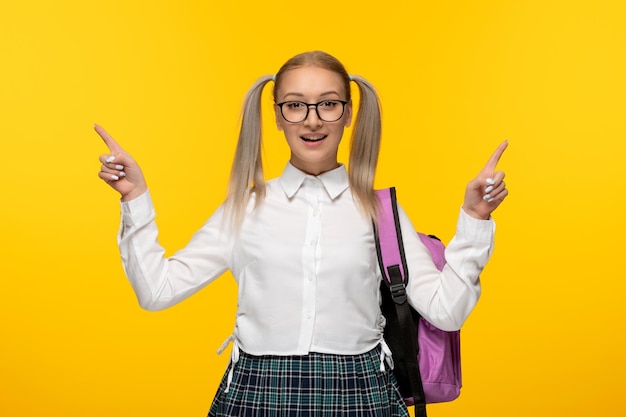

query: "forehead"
xmin=276 ymin=66 xmax=346 ymax=100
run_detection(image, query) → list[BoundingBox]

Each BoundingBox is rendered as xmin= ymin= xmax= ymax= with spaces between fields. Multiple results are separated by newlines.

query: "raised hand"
xmin=95 ymin=124 xmax=148 ymax=201
xmin=462 ymin=141 xmax=509 ymax=220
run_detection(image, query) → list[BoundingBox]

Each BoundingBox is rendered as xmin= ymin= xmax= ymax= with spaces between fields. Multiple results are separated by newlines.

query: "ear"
xmin=274 ymin=104 xmax=284 ymax=131
xmin=344 ymin=100 xmax=353 ymax=128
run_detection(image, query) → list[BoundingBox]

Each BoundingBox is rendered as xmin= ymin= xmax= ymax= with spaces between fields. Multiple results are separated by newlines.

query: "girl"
xmin=96 ymin=50 xmax=507 ymax=417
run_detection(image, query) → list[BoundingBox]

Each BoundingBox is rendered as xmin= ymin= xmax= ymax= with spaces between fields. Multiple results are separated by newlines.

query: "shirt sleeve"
xmin=398 ymin=204 xmax=495 ymax=331
xmin=117 ymin=190 xmax=231 ymax=311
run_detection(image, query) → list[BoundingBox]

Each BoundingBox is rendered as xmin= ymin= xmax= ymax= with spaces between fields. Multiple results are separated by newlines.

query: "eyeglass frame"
xmin=275 ymin=99 xmax=350 ymax=123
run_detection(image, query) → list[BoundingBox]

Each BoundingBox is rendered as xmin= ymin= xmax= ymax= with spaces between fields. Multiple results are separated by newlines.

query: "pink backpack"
xmin=375 ymin=187 xmax=462 ymax=417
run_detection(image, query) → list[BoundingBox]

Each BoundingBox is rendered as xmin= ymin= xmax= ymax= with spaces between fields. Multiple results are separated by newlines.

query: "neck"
xmin=291 ymin=160 xmax=340 ymax=176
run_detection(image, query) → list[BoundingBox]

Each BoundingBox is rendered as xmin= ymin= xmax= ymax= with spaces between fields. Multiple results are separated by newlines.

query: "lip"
xmin=300 ymin=134 xmax=328 ymax=143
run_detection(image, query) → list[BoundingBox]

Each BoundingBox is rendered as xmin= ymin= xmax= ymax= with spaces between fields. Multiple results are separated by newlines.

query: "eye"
xmin=285 ymin=101 xmax=305 ymax=110
xmin=319 ymin=100 xmax=338 ymax=109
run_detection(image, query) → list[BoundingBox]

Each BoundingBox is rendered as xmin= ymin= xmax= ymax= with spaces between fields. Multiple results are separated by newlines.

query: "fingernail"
xmin=483 ymin=194 xmax=492 ymax=200
xmin=115 ymin=164 xmax=124 ymax=170
xmin=111 ymin=174 xmax=119 ymax=180
xmin=106 ymin=156 xmax=115 ymax=163
xmin=485 ymin=185 xmax=494 ymax=193
xmin=119 ymin=172 xmax=126 ymax=177
xmin=487 ymin=198 xmax=495 ymax=203
xmin=486 ymin=178 xmax=495 ymax=185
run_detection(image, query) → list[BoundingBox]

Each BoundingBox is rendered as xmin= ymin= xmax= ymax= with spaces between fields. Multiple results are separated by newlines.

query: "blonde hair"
xmin=224 ymin=51 xmax=383 ymax=230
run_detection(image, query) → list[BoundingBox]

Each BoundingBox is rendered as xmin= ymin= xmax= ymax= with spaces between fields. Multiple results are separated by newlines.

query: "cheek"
xmin=330 ymin=125 xmax=347 ymax=140
xmin=282 ymin=127 xmax=301 ymax=143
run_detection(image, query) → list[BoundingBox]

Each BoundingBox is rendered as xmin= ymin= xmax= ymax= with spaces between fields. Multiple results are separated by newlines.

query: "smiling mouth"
xmin=301 ymin=135 xmax=327 ymax=142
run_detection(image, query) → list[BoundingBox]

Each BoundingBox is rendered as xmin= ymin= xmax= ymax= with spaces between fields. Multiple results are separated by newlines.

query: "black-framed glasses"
xmin=276 ymin=100 xmax=349 ymax=123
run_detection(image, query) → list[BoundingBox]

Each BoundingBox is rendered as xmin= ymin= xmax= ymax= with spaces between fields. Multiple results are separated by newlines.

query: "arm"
xmin=400 ymin=205 xmax=493 ymax=330
xmin=117 ymin=192 xmax=231 ymax=310
xmin=402 ymin=142 xmax=508 ymax=330
xmin=95 ymin=125 xmax=230 ymax=310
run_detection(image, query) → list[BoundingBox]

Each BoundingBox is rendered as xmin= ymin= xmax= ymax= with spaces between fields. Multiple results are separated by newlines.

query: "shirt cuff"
xmin=457 ymin=207 xmax=495 ymax=243
xmin=120 ymin=190 xmax=154 ymax=226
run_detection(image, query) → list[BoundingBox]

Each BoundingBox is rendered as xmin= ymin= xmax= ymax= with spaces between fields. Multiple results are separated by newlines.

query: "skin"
xmin=95 ymin=66 xmax=508 ymax=219
xmin=274 ymin=66 xmax=352 ymax=176
xmin=462 ymin=140 xmax=508 ymax=220
xmin=95 ymin=124 xmax=147 ymax=202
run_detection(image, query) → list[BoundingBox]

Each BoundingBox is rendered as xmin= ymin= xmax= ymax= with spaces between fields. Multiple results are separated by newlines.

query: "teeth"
xmin=301 ymin=135 xmax=326 ymax=141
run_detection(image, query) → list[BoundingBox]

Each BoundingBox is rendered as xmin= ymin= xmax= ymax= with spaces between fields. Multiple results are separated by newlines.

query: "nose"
xmin=303 ymin=104 xmax=323 ymax=127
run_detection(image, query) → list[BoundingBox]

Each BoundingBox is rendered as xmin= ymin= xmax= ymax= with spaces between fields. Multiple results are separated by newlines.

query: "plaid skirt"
xmin=207 ymin=346 xmax=409 ymax=417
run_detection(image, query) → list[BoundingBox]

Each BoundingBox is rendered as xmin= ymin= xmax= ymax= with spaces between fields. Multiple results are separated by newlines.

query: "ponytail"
xmin=348 ymin=75 xmax=383 ymax=222
xmin=224 ymin=74 xmax=274 ymax=231
xmin=224 ymin=52 xmax=383 ymax=231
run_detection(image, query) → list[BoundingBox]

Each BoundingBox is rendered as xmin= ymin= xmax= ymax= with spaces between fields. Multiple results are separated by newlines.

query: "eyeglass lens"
xmin=279 ymin=100 xmax=346 ymax=123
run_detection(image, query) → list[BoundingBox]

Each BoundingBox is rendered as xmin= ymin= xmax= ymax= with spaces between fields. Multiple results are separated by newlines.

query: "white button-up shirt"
xmin=118 ymin=163 xmax=495 ymax=356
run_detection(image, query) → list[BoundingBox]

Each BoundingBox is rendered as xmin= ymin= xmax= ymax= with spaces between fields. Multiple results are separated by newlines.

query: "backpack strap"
xmin=374 ymin=187 xmax=428 ymax=417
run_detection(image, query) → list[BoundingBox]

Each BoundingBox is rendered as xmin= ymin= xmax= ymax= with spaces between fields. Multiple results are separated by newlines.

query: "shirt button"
xmin=306 ymin=312 xmax=312 ymax=319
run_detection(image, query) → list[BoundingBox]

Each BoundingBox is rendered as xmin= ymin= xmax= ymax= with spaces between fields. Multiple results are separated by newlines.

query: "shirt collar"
xmin=279 ymin=163 xmax=350 ymax=200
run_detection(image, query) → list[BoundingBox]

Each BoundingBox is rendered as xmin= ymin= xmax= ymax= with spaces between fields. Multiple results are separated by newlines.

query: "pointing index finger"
xmin=483 ymin=140 xmax=508 ymax=175
xmin=94 ymin=124 xmax=123 ymax=154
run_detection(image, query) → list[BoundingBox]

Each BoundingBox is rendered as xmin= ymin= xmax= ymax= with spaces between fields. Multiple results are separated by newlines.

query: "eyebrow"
xmin=282 ymin=90 xmax=341 ymax=100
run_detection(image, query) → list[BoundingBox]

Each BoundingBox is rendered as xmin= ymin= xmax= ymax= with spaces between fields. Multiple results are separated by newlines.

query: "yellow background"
xmin=1 ymin=0 xmax=625 ymax=416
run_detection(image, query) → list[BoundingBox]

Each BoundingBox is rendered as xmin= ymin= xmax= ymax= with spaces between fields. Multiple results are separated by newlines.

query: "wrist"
xmin=121 ymin=186 xmax=148 ymax=202
xmin=462 ymin=206 xmax=490 ymax=221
